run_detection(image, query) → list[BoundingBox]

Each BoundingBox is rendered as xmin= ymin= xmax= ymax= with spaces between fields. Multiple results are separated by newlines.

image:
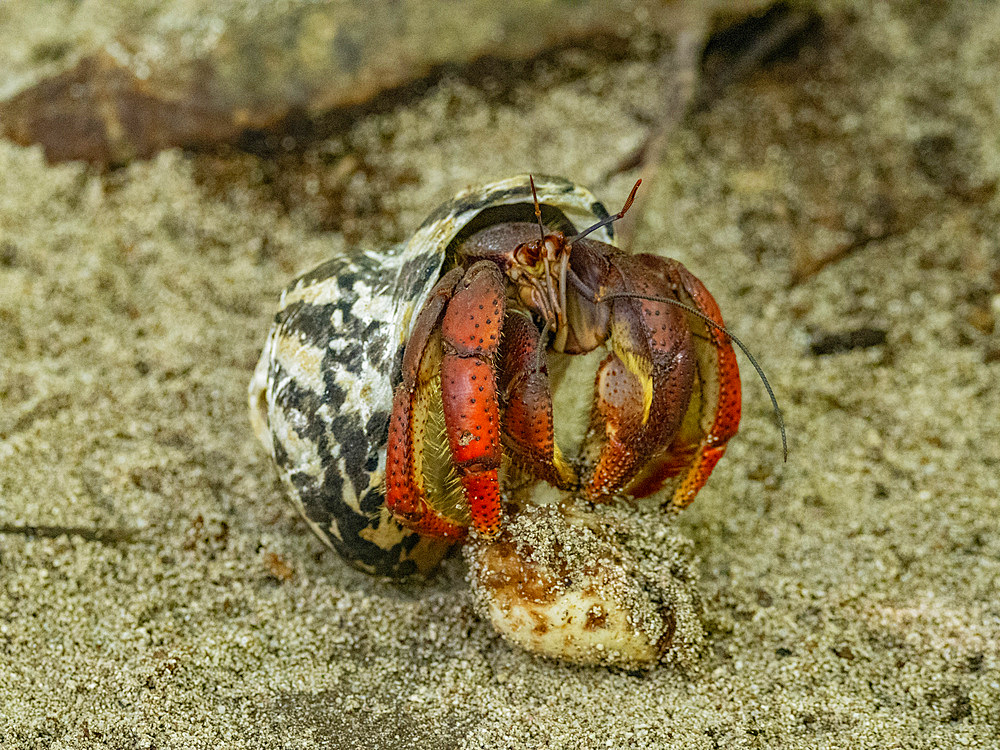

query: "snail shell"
xmin=249 ymin=176 xmax=616 ymax=578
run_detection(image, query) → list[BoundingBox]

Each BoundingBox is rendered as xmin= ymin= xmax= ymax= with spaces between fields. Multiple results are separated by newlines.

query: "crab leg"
xmin=497 ymin=313 xmax=575 ymax=489
xmin=608 ymin=256 xmax=742 ymax=507
xmin=653 ymin=260 xmax=742 ymax=508
xmin=439 ymin=261 xmax=507 ymax=539
xmin=386 ymin=268 xmax=468 ymax=540
xmin=581 ymin=287 xmax=697 ymax=500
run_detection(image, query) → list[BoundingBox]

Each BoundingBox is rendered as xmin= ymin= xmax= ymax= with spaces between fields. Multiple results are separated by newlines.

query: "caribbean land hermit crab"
xmin=249 ymin=175 xmax=781 ymax=665
xmin=383 ymin=177 xmax=742 ymax=543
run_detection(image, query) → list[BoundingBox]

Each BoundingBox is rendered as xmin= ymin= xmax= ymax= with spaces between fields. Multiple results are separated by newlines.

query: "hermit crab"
xmin=383 ymin=176 xmax=746 ymax=544
xmin=249 ymin=175 xmax=781 ymax=664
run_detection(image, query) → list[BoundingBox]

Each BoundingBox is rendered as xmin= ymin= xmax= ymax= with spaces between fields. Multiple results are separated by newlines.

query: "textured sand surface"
xmin=2 ymin=0 xmax=999 ymax=747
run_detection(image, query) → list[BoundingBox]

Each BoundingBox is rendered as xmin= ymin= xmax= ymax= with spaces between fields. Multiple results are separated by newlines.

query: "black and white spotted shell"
xmin=249 ymin=175 xmax=618 ymax=578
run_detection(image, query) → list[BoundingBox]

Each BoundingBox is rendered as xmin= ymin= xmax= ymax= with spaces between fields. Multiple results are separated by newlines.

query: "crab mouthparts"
xmin=512 ymin=241 xmax=572 ymax=350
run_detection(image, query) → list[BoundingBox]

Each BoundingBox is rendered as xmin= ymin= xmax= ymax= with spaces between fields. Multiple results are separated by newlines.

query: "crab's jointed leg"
xmin=497 ymin=313 xmax=575 ymax=490
xmin=612 ymin=256 xmax=742 ymax=507
xmin=387 ymin=261 xmax=509 ymax=540
xmin=580 ymin=255 xmax=698 ymax=500
xmin=386 ymin=268 xmax=469 ymax=540
xmin=654 ymin=260 xmax=742 ymax=508
xmin=438 ymin=261 xmax=507 ymax=538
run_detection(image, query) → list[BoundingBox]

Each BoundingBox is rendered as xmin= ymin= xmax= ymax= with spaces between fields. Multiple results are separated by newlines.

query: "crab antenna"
xmin=535 ymin=319 xmax=551 ymax=373
xmin=568 ymin=179 xmax=642 ymax=245
xmin=529 ymin=175 xmax=547 ymax=244
xmin=597 ymin=289 xmax=788 ymax=462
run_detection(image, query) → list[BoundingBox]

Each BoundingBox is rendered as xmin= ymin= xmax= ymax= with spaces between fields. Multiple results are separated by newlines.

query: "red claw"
xmin=386 ymin=262 xmax=507 ymax=540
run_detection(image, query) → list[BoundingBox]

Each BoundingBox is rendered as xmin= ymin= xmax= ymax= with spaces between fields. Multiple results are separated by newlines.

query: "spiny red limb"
xmin=440 ymin=355 xmax=500 ymax=466
xmin=611 ymin=254 xmax=741 ymax=506
xmin=582 ymin=255 xmax=697 ymax=501
xmin=384 ymin=268 xmax=469 ymax=541
xmin=584 ymin=352 xmax=647 ymax=497
xmin=662 ymin=260 xmax=741 ymax=508
xmin=439 ymin=261 xmax=506 ymax=539
xmin=460 ymin=472 xmax=502 ymax=539
xmin=498 ymin=314 xmax=574 ymax=489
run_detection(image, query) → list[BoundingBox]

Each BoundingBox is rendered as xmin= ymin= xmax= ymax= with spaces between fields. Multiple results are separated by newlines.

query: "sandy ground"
xmin=2 ymin=0 xmax=1000 ymax=747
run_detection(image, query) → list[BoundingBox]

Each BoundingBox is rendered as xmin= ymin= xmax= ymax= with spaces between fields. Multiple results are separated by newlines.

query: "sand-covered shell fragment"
xmin=466 ymin=500 xmax=704 ymax=668
xmin=249 ymin=175 xmax=616 ymax=578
